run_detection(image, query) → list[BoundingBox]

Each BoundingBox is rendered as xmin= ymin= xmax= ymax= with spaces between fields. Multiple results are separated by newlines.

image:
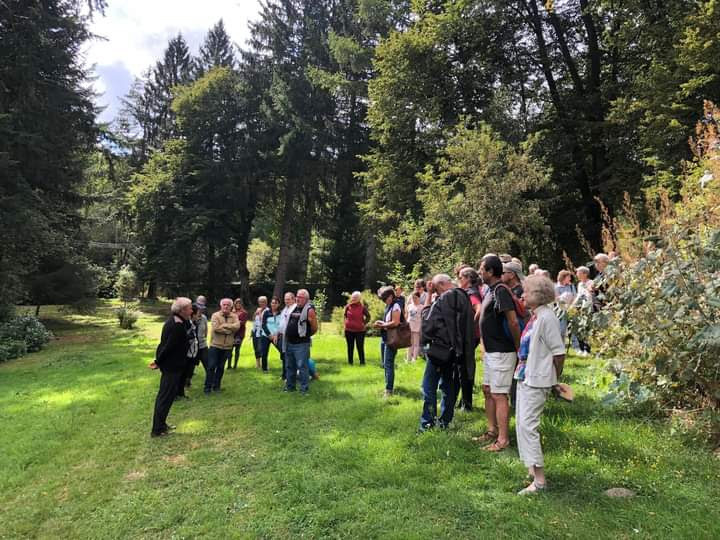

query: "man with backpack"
xmin=475 ymin=255 xmax=522 ymax=451
xmin=418 ymin=274 xmax=475 ymax=432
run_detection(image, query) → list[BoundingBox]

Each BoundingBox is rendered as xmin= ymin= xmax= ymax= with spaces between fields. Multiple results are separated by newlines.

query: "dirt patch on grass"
xmin=164 ymin=454 xmax=188 ymax=465
xmin=125 ymin=470 xmax=147 ymax=481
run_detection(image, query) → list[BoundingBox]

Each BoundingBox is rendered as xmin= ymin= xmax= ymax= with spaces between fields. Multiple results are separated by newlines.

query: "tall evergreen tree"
xmin=195 ymin=19 xmax=236 ymax=76
xmin=0 ymin=0 xmax=105 ymax=311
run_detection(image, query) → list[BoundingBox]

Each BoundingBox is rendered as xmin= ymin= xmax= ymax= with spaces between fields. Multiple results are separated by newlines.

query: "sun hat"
xmin=503 ymin=261 xmax=526 ymax=281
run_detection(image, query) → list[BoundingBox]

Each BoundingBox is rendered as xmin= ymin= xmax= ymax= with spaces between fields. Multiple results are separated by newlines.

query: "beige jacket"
xmin=210 ymin=311 xmax=241 ymax=350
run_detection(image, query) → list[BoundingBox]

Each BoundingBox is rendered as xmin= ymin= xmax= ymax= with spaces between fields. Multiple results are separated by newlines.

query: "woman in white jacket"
xmin=514 ymin=275 xmax=566 ymax=494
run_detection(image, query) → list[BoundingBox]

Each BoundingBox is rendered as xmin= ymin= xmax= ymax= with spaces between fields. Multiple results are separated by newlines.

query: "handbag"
xmin=386 ymin=322 xmax=411 ymax=349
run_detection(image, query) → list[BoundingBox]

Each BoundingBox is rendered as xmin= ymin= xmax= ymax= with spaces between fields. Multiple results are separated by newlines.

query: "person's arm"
xmin=497 ymin=287 xmax=521 ymax=349
xmin=383 ymin=306 xmax=401 ymax=329
xmin=212 ymin=313 xmax=234 ymax=334
xmin=261 ymin=309 xmax=271 ymax=336
xmin=505 ymin=309 xmax=521 ymax=350
xmin=362 ymin=306 xmax=370 ymax=325
xmin=471 ymin=294 xmax=482 ymax=322
xmin=226 ymin=313 xmax=241 ymax=333
xmin=308 ymin=307 xmax=318 ymax=335
xmin=553 ymin=354 xmax=565 ymax=378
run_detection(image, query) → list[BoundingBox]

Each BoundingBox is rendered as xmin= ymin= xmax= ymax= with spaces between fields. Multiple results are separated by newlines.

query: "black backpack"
xmin=421 ymin=289 xmax=465 ymax=368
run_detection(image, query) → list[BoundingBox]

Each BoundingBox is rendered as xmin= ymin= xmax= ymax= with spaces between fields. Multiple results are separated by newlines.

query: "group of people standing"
xmin=150 ymin=289 xmax=318 ymax=439
xmin=151 ymin=252 xmax=612 ymax=495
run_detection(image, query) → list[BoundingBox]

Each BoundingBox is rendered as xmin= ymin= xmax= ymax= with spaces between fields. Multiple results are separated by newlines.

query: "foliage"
xmin=115 ymin=307 xmax=139 ymax=330
xmin=412 ymin=123 xmax=550 ymax=271
xmin=312 ymin=290 xmax=328 ymax=323
xmin=0 ymin=0 xmax=101 ymax=308
xmin=0 ymin=339 xmax=27 ymax=363
xmin=24 ymin=258 xmax=102 ymax=315
xmin=247 ymin=239 xmax=277 ymax=283
xmin=594 ymin=103 xmax=720 ymax=437
xmin=115 ymin=266 xmax=139 ymax=305
xmin=0 ymin=315 xmax=53 ymax=358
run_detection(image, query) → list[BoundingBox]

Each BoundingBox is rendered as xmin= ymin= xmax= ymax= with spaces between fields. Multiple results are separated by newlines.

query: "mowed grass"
xmin=1 ymin=304 xmax=719 ymax=539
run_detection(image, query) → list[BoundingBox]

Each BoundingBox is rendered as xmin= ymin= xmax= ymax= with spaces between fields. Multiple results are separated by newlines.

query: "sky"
xmin=84 ymin=0 xmax=262 ymax=124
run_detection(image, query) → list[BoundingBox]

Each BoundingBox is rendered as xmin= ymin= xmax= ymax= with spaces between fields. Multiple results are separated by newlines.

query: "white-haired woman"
xmin=151 ymin=297 xmax=193 ymax=437
xmin=252 ymin=296 xmax=269 ymax=369
xmin=515 ymin=276 xmax=566 ymax=494
xmin=344 ymin=291 xmax=370 ymax=365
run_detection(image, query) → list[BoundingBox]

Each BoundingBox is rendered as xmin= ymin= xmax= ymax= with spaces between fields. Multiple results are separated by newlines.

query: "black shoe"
xmin=151 ymin=431 xmax=170 ymax=438
xmin=163 ymin=424 xmax=176 ymax=431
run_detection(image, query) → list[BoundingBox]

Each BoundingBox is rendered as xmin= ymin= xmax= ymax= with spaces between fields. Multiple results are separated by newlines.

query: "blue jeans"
xmin=285 ymin=341 xmax=310 ymax=393
xmin=420 ymin=358 xmax=458 ymax=429
xmin=381 ymin=340 xmax=397 ymax=391
xmin=205 ymin=347 xmax=231 ymax=392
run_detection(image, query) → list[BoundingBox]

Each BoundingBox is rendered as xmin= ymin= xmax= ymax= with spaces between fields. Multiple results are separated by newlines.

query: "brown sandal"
xmin=471 ymin=431 xmax=498 ymax=443
xmin=484 ymin=441 xmax=510 ymax=452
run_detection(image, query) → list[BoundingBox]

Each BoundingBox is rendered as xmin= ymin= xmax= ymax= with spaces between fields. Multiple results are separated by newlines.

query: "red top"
xmin=234 ymin=309 xmax=248 ymax=337
xmin=344 ymin=303 xmax=368 ymax=332
xmin=469 ymin=292 xmax=482 ymax=339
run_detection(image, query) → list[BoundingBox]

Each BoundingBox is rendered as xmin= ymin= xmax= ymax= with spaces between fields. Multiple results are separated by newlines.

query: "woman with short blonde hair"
xmin=515 ymin=276 xmax=566 ymax=494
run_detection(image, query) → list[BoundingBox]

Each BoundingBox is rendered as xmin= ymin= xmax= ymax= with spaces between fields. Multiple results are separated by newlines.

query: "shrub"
xmin=115 ymin=266 xmax=139 ymax=305
xmin=593 ymin=102 xmax=720 ymax=440
xmin=0 ymin=315 xmax=53 ymax=353
xmin=116 ymin=307 xmax=139 ymax=329
xmin=0 ymin=339 xmax=27 ymax=363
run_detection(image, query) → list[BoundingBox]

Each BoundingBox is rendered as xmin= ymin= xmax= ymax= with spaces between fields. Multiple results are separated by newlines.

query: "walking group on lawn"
xmin=150 ymin=252 xmax=612 ymax=495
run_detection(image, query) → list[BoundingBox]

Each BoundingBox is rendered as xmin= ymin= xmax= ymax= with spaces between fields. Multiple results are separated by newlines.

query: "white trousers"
xmin=516 ymin=382 xmax=550 ymax=468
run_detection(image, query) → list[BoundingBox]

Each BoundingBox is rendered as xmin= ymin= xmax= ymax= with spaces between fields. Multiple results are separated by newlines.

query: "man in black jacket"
xmin=418 ymin=274 xmax=474 ymax=431
xmin=151 ymin=297 xmax=193 ymax=437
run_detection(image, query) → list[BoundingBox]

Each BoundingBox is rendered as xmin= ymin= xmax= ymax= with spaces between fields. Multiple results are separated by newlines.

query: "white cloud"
xmin=84 ymin=0 xmax=262 ymax=122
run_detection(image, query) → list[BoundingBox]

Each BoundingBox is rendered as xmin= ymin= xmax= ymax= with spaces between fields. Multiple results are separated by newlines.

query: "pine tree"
xmin=195 ymin=19 xmax=236 ymax=76
xmin=0 ymin=0 xmax=104 ymax=310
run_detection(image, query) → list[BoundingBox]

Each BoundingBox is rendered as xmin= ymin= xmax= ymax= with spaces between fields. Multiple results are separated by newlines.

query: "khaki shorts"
xmin=482 ymin=351 xmax=517 ymax=394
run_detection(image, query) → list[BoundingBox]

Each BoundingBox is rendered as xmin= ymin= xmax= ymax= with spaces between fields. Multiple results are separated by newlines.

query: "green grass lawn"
xmin=1 ymin=304 xmax=719 ymax=539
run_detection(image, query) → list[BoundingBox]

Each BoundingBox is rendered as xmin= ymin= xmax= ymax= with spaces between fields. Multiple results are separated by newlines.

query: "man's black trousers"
xmin=152 ymin=370 xmax=183 ymax=435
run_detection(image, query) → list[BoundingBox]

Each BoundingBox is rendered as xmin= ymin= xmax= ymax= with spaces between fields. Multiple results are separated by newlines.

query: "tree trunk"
xmin=235 ymin=218 xmax=253 ymax=305
xmin=273 ymin=179 xmax=296 ymax=299
xmin=35 ymin=305 xmax=41 ymax=317
xmin=295 ymin=215 xmax=312 ymax=283
xmin=146 ymin=280 xmax=157 ymax=300
xmin=207 ymin=242 xmax=217 ymax=301
xmin=363 ymin=232 xmax=377 ymax=290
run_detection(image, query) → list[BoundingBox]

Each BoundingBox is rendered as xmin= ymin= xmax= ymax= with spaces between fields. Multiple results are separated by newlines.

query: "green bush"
xmin=593 ymin=102 xmax=720 ymax=440
xmin=0 ymin=315 xmax=53 ymax=353
xmin=115 ymin=266 xmax=139 ymax=305
xmin=116 ymin=307 xmax=139 ymax=329
xmin=0 ymin=339 xmax=27 ymax=362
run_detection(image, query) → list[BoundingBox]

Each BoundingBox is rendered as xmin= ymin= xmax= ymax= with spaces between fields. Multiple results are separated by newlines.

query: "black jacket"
xmin=421 ymin=287 xmax=476 ymax=376
xmin=155 ymin=316 xmax=190 ymax=373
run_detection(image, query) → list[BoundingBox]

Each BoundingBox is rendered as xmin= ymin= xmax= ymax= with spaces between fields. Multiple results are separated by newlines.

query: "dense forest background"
xmin=3 ymin=0 xmax=720 ymax=309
